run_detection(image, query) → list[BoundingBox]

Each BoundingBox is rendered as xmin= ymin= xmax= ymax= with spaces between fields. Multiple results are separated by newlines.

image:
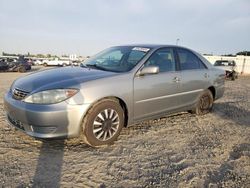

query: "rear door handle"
xmin=173 ymin=77 xmax=181 ymax=82
xmin=204 ymin=73 xmax=209 ymax=78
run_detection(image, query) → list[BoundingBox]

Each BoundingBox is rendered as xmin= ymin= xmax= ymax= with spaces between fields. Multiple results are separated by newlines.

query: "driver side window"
xmin=145 ymin=48 xmax=176 ymax=72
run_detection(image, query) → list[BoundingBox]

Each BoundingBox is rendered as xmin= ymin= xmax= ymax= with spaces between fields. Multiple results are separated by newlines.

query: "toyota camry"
xmin=4 ymin=45 xmax=225 ymax=147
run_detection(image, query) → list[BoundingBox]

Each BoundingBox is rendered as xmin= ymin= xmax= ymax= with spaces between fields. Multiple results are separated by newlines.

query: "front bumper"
xmin=4 ymin=91 xmax=90 ymax=139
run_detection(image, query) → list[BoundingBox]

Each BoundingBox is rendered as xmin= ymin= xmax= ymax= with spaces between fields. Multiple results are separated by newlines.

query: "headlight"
xmin=9 ymin=81 xmax=16 ymax=93
xmin=24 ymin=89 xmax=79 ymax=104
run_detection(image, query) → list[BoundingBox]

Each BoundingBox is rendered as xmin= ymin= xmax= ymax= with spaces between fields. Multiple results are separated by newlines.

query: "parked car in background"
xmin=34 ymin=59 xmax=48 ymax=66
xmin=4 ymin=45 xmax=225 ymax=147
xmin=44 ymin=58 xmax=70 ymax=67
xmin=33 ymin=59 xmax=43 ymax=66
xmin=26 ymin=59 xmax=34 ymax=66
xmin=1 ymin=56 xmax=31 ymax=72
xmin=214 ymin=60 xmax=238 ymax=80
xmin=0 ymin=59 xmax=9 ymax=71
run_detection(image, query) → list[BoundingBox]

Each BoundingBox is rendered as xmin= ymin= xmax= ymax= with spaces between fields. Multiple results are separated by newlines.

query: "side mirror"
xmin=139 ymin=66 xmax=159 ymax=76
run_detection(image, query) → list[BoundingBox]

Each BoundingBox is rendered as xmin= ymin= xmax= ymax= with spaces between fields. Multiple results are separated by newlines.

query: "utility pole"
xmin=176 ymin=38 xmax=180 ymax=45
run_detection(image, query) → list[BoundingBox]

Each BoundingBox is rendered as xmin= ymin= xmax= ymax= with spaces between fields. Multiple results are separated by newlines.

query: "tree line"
xmin=2 ymin=52 xmax=58 ymax=58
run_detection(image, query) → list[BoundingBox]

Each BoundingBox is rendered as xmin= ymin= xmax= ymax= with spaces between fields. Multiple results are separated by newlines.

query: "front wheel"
xmin=191 ymin=89 xmax=213 ymax=115
xmin=81 ymin=98 xmax=124 ymax=147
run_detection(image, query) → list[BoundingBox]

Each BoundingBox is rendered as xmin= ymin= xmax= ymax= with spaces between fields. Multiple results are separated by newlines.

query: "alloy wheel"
xmin=92 ymin=108 xmax=120 ymax=141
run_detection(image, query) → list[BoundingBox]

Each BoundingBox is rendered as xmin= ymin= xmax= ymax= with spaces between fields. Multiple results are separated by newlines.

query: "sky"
xmin=0 ymin=0 xmax=249 ymax=56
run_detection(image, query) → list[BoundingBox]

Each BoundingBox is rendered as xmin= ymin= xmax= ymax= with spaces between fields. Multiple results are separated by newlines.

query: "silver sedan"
xmin=4 ymin=45 xmax=225 ymax=147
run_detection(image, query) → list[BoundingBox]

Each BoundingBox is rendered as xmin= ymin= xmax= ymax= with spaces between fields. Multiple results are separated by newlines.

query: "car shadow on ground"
xmin=32 ymin=140 xmax=65 ymax=187
xmin=203 ymin=142 xmax=250 ymax=186
xmin=31 ymin=139 xmax=91 ymax=187
xmin=212 ymin=102 xmax=250 ymax=127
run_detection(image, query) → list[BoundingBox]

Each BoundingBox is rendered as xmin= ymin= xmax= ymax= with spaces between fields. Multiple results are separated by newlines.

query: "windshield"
xmin=214 ymin=61 xmax=236 ymax=66
xmin=83 ymin=46 xmax=150 ymax=72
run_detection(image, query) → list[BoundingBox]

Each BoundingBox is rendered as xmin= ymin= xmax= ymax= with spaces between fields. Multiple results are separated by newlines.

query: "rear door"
xmin=133 ymin=48 xmax=182 ymax=120
xmin=175 ymin=48 xmax=210 ymax=107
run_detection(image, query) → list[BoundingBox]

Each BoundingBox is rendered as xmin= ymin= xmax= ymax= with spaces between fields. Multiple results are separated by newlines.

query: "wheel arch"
xmin=207 ymin=86 xmax=216 ymax=99
xmin=83 ymin=96 xmax=129 ymax=128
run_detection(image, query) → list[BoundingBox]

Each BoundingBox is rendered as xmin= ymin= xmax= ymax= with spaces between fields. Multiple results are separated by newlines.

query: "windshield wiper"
xmin=85 ymin=64 xmax=109 ymax=71
xmin=80 ymin=64 xmax=88 ymax=68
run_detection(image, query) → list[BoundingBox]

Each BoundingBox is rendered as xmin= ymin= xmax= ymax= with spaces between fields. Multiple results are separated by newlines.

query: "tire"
xmin=43 ymin=63 xmax=48 ymax=67
xmin=231 ymin=72 xmax=236 ymax=81
xmin=18 ymin=66 xmax=26 ymax=73
xmin=191 ymin=89 xmax=213 ymax=115
xmin=81 ymin=98 xmax=124 ymax=147
xmin=62 ymin=63 xmax=67 ymax=67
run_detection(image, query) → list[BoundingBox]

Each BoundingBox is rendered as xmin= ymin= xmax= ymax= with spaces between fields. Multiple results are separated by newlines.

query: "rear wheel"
xmin=43 ymin=63 xmax=48 ymax=67
xmin=81 ymin=98 xmax=124 ymax=147
xmin=231 ymin=72 xmax=236 ymax=80
xmin=191 ymin=89 xmax=213 ymax=115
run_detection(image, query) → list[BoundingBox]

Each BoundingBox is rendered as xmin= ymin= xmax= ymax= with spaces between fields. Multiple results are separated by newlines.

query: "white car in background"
xmin=33 ymin=60 xmax=44 ymax=66
xmin=214 ymin=60 xmax=238 ymax=80
xmin=44 ymin=58 xmax=70 ymax=67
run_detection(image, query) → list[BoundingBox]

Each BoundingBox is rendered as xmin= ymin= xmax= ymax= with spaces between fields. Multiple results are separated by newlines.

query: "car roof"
xmin=113 ymin=44 xmax=192 ymax=50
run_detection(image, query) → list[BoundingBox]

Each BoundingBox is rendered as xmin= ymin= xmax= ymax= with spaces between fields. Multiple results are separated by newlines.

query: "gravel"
xmin=0 ymin=68 xmax=249 ymax=187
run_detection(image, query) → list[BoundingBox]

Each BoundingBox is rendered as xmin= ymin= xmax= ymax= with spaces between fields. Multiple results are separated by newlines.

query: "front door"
xmin=133 ymin=48 xmax=182 ymax=121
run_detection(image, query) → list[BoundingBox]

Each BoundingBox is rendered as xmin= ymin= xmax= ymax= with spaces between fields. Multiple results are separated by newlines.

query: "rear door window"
xmin=176 ymin=48 xmax=206 ymax=70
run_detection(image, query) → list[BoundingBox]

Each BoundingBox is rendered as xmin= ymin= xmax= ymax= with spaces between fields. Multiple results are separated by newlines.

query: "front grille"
xmin=12 ymin=88 xmax=29 ymax=100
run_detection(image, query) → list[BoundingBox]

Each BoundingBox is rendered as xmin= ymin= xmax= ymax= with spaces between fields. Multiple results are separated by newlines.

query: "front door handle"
xmin=173 ymin=77 xmax=181 ymax=82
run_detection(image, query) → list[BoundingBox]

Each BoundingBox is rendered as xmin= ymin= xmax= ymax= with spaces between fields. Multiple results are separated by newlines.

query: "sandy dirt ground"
xmin=0 ymin=67 xmax=249 ymax=187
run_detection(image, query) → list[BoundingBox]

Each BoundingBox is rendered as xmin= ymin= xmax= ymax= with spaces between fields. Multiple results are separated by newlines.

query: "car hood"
xmin=12 ymin=67 xmax=117 ymax=93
